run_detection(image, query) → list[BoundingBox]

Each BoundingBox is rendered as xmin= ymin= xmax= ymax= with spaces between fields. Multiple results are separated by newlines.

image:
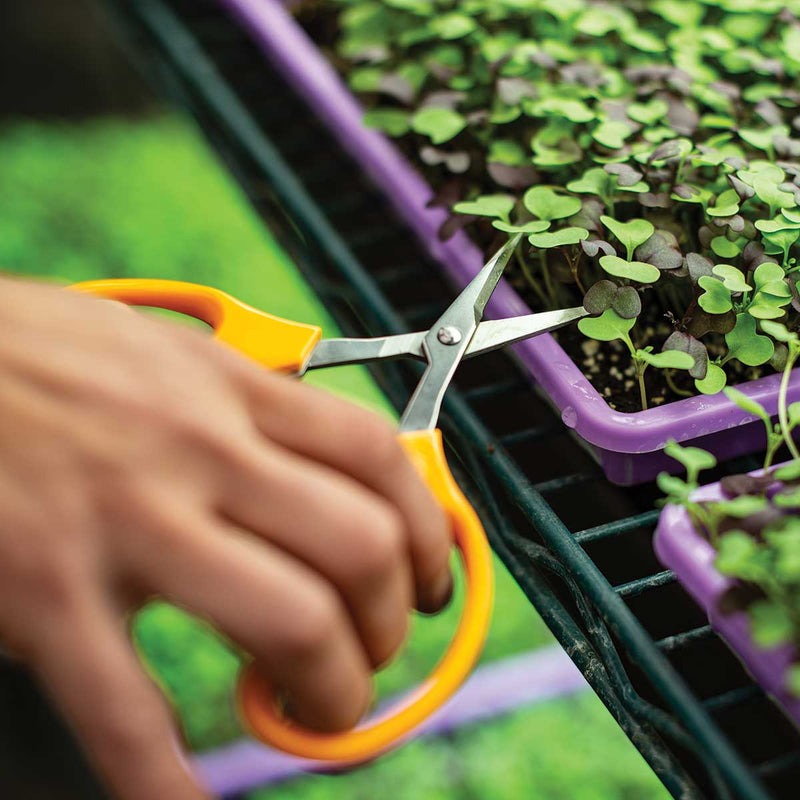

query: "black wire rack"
xmin=104 ymin=1 xmax=800 ymax=797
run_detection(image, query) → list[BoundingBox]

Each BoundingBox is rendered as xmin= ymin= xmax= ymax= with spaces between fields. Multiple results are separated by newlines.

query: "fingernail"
xmin=420 ymin=569 xmax=453 ymax=615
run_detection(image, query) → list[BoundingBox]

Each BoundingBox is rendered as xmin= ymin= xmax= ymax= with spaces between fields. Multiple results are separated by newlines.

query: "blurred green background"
xmin=0 ymin=113 xmax=669 ymax=799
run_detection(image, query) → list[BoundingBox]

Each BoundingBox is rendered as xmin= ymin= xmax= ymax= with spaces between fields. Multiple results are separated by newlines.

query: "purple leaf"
xmin=378 ymin=73 xmax=416 ymax=104
xmin=487 ymin=162 xmax=539 ymax=189
xmin=604 ymin=162 xmax=644 ymax=187
xmin=581 ymin=238 xmax=616 ymax=258
xmin=583 ymin=280 xmax=618 ymax=314
xmin=635 ymin=230 xmax=683 ymax=270
xmin=496 ymin=77 xmax=537 ymax=106
xmin=685 ymin=253 xmax=714 ymax=284
xmin=664 ymin=331 xmax=709 ymax=379
xmin=639 ymin=192 xmax=672 ymax=208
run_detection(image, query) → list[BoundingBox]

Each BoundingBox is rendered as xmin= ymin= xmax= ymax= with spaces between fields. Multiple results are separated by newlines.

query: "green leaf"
xmin=453 ymin=194 xmax=516 ymax=220
xmin=599 ymin=255 xmax=661 ymax=284
xmin=488 ymin=139 xmax=528 ymax=166
xmin=726 ymin=313 xmax=775 ymax=367
xmin=760 ymin=321 xmax=798 ymax=343
xmin=567 ymin=168 xmax=611 ymax=196
xmin=411 ymin=107 xmax=467 ymax=144
xmin=707 ymin=189 xmax=741 ymax=218
xmin=600 ymin=216 xmax=654 ymax=260
xmin=748 ymin=262 xmax=793 ymax=319
xmin=715 ymin=531 xmax=760 ymax=577
xmin=527 ymin=98 xmax=595 ymax=124
xmin=753 ymin=177 xmax=797 ymax=211
xmin=753 ymin=262 xmax=789 ymax=292
xmin=362 ymin=108 xmax=411 ymax=137
xmin=428 ymin=13 xmax=477 ymax=40
xmin=775 ymin=461 xmax=800 ymax=482
xmin=749 ymin=599 xmax=794 ymax=648
xmin=724 ymin=386 xmax=771 ymax=423
xmin=695 ymin=363 xmax=727 ymax=395
xmin=492 ymin=219 xmax=551 ymax=234
xmin=664 ymin=440 xmax=718 ymax=474
xmin=577 ymin=308 xmax=635 ymax=343
xmin=523 ymin=187 xmax=582 ymax=222
xmin=755 ymin=216 xmax=800 ymax=233
xmin=710 ymin=236 xmax=743 ymax=259
xmin=748 ymin=300 xmax=788 ymax=321
xmin=528 ymin=227 xmax=589 ymax=248
xmin=698 ymin=276 xmax=734 ymax=314
xmin=762 ymin=227 xmax=800 ymax=256
xmin=636 ymin=349 xmax=695 ymax=370
xmin=656 ymin=473 xmax=692 ymax=502
xmin=592 ymin=120 xmax=633 ymax=150
xmin=740 ymin=126 xmax=790 ymax=153
xmin=713 ymin=495 xmax=768 ymax=518
xmin=627 ymin=98 xmax=669 ymax=126
xmin=712 ymin=264 xmax=751 ymax=293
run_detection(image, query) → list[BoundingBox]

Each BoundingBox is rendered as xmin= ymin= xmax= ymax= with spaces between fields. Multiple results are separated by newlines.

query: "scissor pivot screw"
xmin=437 ymin=326 xmax=462 ymax=345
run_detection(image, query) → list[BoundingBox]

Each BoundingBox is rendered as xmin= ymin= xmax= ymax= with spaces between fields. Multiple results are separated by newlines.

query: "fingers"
xmin=136 ymin=508 xmax=373 ymax=732
xmin=238 ymin=370 xmax=453 ymax=613
xmin=219 ymin=441 xmax=412 ymax=668
xmin=34 ymin=597 xmax=208 ymax=800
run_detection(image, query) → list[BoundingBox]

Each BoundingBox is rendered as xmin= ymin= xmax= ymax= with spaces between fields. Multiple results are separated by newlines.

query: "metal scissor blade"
xmin=399 ymin=236 xmax=523 ymax=432
xmin=431 ymin=234 xmax=522 ymax=335
xmin=304 ymin=307 xmax=587 ymax=372
xmin=464 ymin=307 xmax=588 ymax=357
xmin=303 ymin=332 xmax=426 ymax=373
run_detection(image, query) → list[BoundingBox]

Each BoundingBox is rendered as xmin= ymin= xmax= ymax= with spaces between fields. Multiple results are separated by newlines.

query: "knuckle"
xmin=279 ymin=582 xmax=346 ymax=662
xmin=14 ymin=545 xmax=82 ymax=616
xmin=355 ymin=416 xmax=404 ymax=472
xmin=344 ymin=503 xmax=406 ymax=586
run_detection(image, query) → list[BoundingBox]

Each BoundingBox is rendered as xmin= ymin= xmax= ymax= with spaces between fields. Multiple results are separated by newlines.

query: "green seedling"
xmin=321 ymin=0 xmax=800 ymax=412
xmin=578 ymin=309 xmax=693 ymax=410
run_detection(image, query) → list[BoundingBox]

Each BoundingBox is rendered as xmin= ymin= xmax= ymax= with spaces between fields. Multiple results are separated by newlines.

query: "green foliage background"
xmin=0 ymin=114 xmax=668 ymax=799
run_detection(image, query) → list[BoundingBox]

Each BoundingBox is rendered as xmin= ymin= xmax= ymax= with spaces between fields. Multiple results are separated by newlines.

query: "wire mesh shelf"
xmin=106 ymin=1 xmax=800 ymax=797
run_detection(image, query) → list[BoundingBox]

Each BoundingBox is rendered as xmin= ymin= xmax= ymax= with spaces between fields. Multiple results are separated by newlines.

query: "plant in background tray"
xmin=309 ymin=0 xmax=800 ymax=411
xmin=658 ymin=320 xmax=800 ymax=698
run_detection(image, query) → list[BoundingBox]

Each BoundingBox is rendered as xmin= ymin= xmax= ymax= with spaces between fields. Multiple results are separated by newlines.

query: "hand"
xmin=0 ymin=277 xmax=452 ymax=800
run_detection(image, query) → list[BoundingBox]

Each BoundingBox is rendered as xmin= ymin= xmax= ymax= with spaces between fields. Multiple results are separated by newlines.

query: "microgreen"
xmin=311 ymin=0 xmax=800 ymax=413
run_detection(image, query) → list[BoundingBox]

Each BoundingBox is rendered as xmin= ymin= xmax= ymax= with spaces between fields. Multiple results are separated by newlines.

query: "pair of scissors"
xmin=72 ymin=234 xmax=586 ymax=764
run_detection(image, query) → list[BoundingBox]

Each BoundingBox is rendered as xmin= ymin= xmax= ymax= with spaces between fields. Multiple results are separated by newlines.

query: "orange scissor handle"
xmin=72 ymin=279 xmax=322 ymax=373
xmin=238 ymin=428 xmax=494 ymax=763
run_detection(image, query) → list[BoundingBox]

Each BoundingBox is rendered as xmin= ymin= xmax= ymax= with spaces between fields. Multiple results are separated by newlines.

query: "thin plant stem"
xmin=779 ymin=346 xmax=800 ymax=461
xmin=539 ymin=251 xmax=557 ymax=307
xmin=637 ymin=362 xmax=648 ymax=411
xmin=516 ymin=249 xmax=549 ymax=309
xmin=567 ymin=251 xmax=587 ymax=295
xmin=665 ymin=369 xmax=693 ymax=398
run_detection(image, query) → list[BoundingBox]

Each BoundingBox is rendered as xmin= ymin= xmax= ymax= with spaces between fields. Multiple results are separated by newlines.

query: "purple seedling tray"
xmin=217 ymin=0 xmax=800 ymax=486
xmin=655 ymin=482 xmax=800 ymax=729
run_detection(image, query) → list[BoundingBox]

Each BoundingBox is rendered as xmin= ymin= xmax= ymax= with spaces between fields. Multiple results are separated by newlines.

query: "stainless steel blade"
xmin=398 ymin=236 xmax=522 ymax=432
xmin=466 ymin=307 xmax=588 ymax=356
xmin=303 ymin=306 xmax=588 ymax=376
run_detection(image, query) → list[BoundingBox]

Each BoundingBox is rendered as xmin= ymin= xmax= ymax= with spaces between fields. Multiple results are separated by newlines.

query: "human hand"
xmin=0 ymin=277 xmax=452 ymax=799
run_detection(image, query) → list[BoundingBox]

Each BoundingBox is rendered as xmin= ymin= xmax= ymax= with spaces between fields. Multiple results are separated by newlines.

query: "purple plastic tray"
xmin=217 ymin=0 xmax=800 ymax=486
xmin=655 ymin=483 xmax=800 ymax=729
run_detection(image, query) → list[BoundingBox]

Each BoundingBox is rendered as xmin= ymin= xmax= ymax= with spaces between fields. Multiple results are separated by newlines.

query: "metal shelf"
xmin=105 ymin=1 xmax=800 ymax=797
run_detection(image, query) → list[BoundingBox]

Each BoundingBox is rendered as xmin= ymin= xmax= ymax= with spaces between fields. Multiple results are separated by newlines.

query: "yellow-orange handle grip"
xmin=238 ymin=428 xmax=494 ymax=763
xmin=72 ymin=279 xmax=322 ymax=373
